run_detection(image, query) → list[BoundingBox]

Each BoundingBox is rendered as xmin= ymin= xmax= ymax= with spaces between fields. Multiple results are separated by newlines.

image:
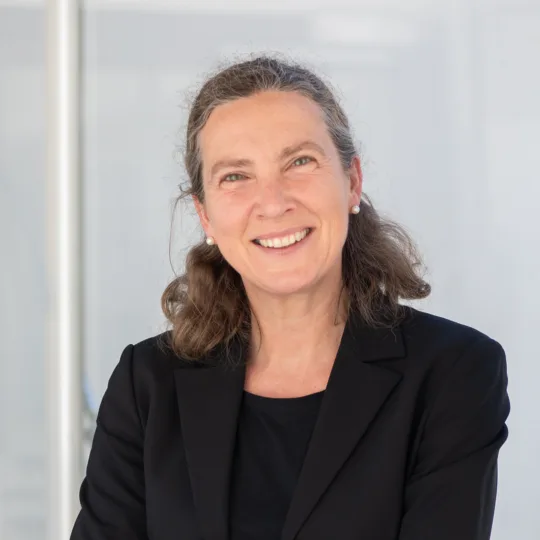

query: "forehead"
xmin=199 ymin=91 xmax=329 ymax=156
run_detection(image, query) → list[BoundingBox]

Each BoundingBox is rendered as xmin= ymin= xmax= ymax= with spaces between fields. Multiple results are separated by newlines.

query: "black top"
xmin=229 ymin=389 xmax=325 ymax=540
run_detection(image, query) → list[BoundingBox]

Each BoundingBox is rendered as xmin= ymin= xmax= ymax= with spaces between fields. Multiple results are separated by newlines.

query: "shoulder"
xmin=107 ymin=330 xmax=210 ymax=428
xmin=126 ymin=330 xmax=208 ymax=378
xmin=397 ymin=305 xmax=508 ymax=406
xmin=401 ymin=304 xmax=503 ymax=353
xmin=119 ymin=330 xmax=208 ymax=393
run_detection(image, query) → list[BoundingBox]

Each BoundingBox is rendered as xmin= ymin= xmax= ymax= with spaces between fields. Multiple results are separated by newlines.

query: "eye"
xmin=221 ymin=172 xmax=245 ymax=183
xmin=291 ymin=156 xmax=314 ymax=167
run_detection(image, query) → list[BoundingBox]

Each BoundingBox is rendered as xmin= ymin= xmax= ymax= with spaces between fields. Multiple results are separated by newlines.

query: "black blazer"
xmin=71 ymin=306 xmax=510 ymax=540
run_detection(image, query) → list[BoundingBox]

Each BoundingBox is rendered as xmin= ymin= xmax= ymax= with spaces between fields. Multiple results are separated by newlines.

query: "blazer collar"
xmin=174 ymin=311 xmax=406 ymax=540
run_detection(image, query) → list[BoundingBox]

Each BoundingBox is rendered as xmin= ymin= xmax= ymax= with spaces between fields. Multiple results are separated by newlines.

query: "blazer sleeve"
xmin=70 ymin=344 xmax=148 ymax=540
xmin=398 ymin=336 xmax=511 ymax=540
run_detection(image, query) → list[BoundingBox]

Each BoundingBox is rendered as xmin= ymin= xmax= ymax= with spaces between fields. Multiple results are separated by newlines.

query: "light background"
xmin=1 ymin=0 xmax=539 ymax=538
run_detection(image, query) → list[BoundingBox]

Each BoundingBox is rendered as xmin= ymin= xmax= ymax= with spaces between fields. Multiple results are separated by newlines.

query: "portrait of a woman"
xmin=70 ymin=55 xmax=510 ymax=540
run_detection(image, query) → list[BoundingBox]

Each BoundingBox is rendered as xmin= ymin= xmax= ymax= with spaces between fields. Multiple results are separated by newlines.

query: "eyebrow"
xmin=208 ymin=140 xmax=328 ymax=178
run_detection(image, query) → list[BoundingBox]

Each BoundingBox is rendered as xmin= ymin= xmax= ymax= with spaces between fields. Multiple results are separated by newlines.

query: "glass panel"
xmin=80 ymin=2 xmax=540 ymax=539
xmin=0 ymin=3 xmax=47 ymax=540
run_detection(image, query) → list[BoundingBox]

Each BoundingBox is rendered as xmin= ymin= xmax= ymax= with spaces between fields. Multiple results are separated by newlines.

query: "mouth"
xmin=252 ymin=227 xmax=313 ymax=249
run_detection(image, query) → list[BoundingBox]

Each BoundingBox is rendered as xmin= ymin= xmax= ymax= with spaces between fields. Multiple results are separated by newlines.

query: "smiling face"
xmin=194 ymin=90 xmax=362 ymax=297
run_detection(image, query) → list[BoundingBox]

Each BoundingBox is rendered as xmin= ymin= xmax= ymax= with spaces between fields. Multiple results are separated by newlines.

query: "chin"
xmin=250 ymin=271 xmax=321 ymax=297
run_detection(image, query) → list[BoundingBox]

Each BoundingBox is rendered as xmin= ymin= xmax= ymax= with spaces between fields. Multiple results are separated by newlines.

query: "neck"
xmin=245 ymin=272 xmax=348 ymax=375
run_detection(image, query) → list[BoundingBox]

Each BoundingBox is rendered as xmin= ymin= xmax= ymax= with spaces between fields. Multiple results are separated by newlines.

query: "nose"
xmin=255 ymin=176 xmax=295 ymax=218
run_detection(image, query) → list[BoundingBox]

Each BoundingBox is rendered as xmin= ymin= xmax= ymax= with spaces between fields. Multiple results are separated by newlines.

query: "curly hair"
xmin=161 ymin=53 xmax=431 ymax=362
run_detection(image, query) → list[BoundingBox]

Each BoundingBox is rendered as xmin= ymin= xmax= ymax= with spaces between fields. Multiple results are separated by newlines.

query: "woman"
xmin=71 ymin=56 xmax=510 ymax=540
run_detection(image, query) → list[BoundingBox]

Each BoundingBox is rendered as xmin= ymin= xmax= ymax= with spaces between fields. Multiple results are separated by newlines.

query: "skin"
xmin=194 ymin=90 xmax=362 ymax=396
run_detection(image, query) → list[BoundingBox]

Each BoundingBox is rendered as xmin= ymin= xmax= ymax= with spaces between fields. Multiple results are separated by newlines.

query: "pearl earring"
xmin=205 ymin=236 xmax=215 ymax=246
xmin=351 ymin=204 xmax=360 ymax=214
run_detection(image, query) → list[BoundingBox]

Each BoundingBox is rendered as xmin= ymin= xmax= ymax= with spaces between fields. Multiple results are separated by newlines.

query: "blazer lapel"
xmin=174 ymin=338 xmax=246 ymax=540
xmin=174 ymin=312 xmax=406 ymax=540
xmin=280 ymin=313 xmax=405 ymax=540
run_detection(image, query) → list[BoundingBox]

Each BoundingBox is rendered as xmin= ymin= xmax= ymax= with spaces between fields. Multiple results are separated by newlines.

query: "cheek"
xmin=307 ymin=170 xmax=350 ymax=205
xmin=309 ymin=180 xmax=349 ymax=219
xmin=310 ymin=180 xmax=350 ymax=242
xmin=207 ymin=194 xmax=250 ymax=238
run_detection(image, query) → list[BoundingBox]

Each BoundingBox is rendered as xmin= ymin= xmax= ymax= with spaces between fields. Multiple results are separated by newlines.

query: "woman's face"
xmin=195 ymin=90 xmax=362 ymax=297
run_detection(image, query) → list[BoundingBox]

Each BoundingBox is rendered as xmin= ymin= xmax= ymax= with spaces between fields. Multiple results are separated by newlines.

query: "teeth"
xmin=257 ymin=228 xmax=310 ymax=248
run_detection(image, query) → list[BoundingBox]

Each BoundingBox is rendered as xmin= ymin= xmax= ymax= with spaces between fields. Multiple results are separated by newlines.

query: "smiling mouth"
xmin=252 ymin=228 xmax=312 ymax=249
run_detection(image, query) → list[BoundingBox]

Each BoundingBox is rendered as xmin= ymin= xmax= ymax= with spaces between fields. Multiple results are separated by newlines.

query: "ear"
xmin=348 ymin=155 xmax=363 ymax=207
xmin=193 ymin=195 xmax=214 ymax=237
